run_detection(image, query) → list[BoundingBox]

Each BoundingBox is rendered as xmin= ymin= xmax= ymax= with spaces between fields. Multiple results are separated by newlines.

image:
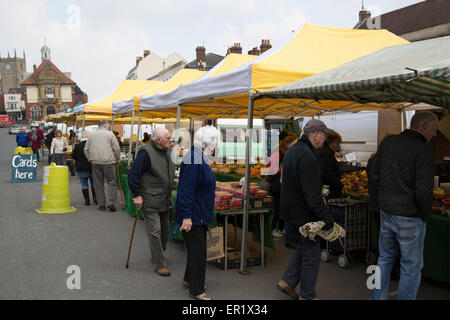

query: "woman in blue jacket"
xmin=175 ymin=126 xmax=217 ymax=301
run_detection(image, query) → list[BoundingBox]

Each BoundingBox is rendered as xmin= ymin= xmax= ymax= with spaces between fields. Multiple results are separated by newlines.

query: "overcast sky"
xmin=0 ymin=0 xmax=423 ymax=101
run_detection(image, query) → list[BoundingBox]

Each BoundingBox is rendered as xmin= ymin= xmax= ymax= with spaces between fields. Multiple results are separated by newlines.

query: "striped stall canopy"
xmin=255 ymin=35 xmax=450 ymax=110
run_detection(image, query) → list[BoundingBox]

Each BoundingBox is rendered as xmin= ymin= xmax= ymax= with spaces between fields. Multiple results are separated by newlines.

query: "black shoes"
xmin=107 ymin=205 xmax=116 ymax=212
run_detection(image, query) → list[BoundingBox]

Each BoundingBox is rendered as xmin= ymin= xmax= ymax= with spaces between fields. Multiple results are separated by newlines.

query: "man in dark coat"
xmin=276 ymin=119 xmax=334 ymax=301
xmin=370 ymin=111 xmax=438 ymax=300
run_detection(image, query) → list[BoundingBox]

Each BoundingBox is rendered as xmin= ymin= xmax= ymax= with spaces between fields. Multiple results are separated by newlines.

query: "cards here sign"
xmin=12 ymin=154 xmax=37 ymax=183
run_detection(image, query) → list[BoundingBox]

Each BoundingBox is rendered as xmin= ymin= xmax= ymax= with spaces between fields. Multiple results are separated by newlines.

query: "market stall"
xmin=129 ymin=24 xmax=408 ymax=272
xmin=255 ymin=35 xmax=450 ymax=280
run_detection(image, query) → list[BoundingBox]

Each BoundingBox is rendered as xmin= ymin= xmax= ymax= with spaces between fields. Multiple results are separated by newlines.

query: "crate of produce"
xmin=215 ymin=191 xmax=232 ymax=200
xmin=250 ymin=198 xmax=264 ymax=209
xmin=229 ymin=198 xmax=243 ymax=210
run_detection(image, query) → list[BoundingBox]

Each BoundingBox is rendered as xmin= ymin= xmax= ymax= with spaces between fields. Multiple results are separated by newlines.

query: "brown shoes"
xmin=107 ymin=205 xmax=116 ymax=212
xmin=277 ymin=280 xmax=299 ymax=300
xmin=155 ymin=267 xmax=171 ymax=277
xmin=191 ymin=293 xmax=212 ymax=301
xmin=97 ymin=206 xmax=106 ymax=211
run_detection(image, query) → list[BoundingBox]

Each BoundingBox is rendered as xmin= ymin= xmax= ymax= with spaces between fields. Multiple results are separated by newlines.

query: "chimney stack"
xmin=227 ymin=43 xmax=242 ymax=55
xmin=136 ymin=56 xmax=143 ymax=66
xmin=143 ymin=50 xmax=150 ymax=58
xmin=260 ymin=39 xmax=272 ymax=54
xmin=248 ymin=47 xmax=261 ymax=56
xmin=33 ymin=64 xmax=37 ymax=72
xmin=196 ymin=46 xmax=206 ymax=70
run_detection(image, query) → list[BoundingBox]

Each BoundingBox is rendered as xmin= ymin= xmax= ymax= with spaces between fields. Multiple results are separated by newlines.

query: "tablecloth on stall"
xmin=422 ymin=214 xmax=450 ymax=283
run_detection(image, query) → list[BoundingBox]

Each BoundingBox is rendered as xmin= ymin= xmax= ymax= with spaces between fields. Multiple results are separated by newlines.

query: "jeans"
xmin=282 ymin=226 xmax=321 ymax=300
xmin=142 ymin=210 xmax=170 ymax=269
xmin=32 ymin=149 xmax=40 ymax=161
xmin=370 ymin=210 xmax=426 ymax=300
xmin=53 ymin=154 xmax=66 ymax=166
xmin=183 ymin=225 xmax=208 ymax=296
xmin=78 ymin=172 xmax=94 ymax=190
xmin=92 ymin=164 xmax=117 ymax=207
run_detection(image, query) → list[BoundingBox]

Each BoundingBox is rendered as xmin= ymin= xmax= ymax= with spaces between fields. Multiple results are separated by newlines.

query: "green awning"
xmin=255 ymin=35 xmax=450 ymax=109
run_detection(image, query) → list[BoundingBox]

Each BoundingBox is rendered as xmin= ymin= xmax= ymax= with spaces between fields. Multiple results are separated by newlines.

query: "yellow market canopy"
xmin=137 ymin=24 xmax=409 ymax=119
xmin=74 ymin=80 xmax=162 ymax=115
xmin=65 ymin=114 xmax=189 ymax=127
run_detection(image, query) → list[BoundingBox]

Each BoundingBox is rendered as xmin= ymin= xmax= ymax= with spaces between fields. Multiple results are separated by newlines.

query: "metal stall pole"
xmin=239 ymin=92 xmax=255 ymax=275
xmin=176 ymin=105 xmax=181 ymax=129
xmin=127 ymin=108 xmax=135 ymax=167
xmin=134 ymin=110 xmax=142 ymax=159
xmin=82 ymin=112 xmax=86 ymax=131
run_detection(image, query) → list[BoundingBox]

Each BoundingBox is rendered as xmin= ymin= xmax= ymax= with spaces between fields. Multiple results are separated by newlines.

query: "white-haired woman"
xmin=175 ymin=126 xmax=218 ymax=300
xmin=72 ymin=131 xmax=97 ymax=206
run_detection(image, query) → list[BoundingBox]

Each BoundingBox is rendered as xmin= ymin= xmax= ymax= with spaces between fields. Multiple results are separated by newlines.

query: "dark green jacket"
xmin=141 ymin=142 xmax=175 ymax=213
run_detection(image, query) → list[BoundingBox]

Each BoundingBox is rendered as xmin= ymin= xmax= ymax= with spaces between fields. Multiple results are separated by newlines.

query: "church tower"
xmin=41 ymin=40 xmax=51 ymax=62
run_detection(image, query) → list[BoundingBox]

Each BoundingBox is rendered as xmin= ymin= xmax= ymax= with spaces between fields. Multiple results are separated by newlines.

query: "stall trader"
xmin=316 ymin=130 xmax=343 ymax=200
xmin=128 ymin=127 xmax=175 ymax=277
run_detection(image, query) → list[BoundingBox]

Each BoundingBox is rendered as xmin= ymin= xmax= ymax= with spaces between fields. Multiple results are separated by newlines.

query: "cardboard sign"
xmin=11 ymin=154 xmax=37 ymax=183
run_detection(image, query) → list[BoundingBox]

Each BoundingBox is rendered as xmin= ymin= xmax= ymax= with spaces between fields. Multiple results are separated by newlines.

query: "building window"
xmin=31 ymin=106 xmax=41 ymax=119
xmin=46 ymin=106 xmax=56 ymax=115
xmin=60 ymin=105 xmax=69 ymax=113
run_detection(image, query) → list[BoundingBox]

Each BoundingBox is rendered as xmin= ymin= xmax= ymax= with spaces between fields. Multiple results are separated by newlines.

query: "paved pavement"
xmin=0 ymin=127 xmax=449 ymax=300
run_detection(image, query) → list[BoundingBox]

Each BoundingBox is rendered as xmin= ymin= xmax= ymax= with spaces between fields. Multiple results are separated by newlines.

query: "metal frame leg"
xmin=224 ymin=215 xmax=228 ymax=272
xmin=260 ymin=213 xmax=264 ymax=268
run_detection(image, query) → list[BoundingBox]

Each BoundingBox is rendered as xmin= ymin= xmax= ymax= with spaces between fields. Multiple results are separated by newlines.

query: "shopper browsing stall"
xmin=370 ymin=111 xmax=438 ymax=300
xmin=175 ymin=126 xmax=217 ymax=301
xmin=277 ymin=119 xmax=334 ymax=301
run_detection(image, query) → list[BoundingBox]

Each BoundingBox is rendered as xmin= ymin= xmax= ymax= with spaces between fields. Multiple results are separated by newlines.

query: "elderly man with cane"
xmin=84 ymin=120 xmax=121 ymax=212
xmin=128 ymin=127 xmax=175 ymax=277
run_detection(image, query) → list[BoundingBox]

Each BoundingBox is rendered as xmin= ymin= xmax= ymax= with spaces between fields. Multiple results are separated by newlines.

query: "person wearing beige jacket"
xmin=84 ymin=121 xmax=121 ymax=212
xmin=50 ymin=129 xmax=69 ymax=166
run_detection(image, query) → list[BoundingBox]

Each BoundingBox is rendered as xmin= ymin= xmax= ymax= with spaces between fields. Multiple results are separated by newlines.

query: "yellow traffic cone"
xmin=35 ymin=163 xmax=77 ymax=214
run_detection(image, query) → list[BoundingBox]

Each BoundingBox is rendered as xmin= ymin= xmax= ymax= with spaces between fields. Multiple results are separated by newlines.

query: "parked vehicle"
xmin=0 ymin=115 xmax=15 ymax=128
xmin=9 ymin=124 xmax=21 ymax=135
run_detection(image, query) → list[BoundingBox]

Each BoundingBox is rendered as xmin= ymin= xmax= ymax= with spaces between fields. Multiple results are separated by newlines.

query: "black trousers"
xmin=271 ymin=193 xmax=285 ymax=231
xmin=183 ymin=225 xmax=208 ymax=296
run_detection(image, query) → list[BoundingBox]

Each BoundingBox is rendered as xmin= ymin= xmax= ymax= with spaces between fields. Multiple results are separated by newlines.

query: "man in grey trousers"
xmin=127 ymin=127 xmax=175 ymax=277
xmin=84 ymin=121 xmax=121 ymax=212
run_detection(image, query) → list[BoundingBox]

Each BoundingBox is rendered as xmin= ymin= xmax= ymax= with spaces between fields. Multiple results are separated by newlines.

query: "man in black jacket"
xmin=276 ymin=119 xmax=334 ymax=301
xmin=370 ymin=111 xmax=438 ymax=300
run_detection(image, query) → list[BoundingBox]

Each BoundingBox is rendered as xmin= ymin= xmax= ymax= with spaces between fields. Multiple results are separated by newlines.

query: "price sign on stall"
xmin=11 ymin=154 xmax=37 ymax=183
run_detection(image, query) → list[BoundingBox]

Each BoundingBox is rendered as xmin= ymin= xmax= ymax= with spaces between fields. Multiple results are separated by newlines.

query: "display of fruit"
xmin=215 ymin=191 xmax=232 ymax=200
xmin=342 ymin=170 xmax=369 ymax=199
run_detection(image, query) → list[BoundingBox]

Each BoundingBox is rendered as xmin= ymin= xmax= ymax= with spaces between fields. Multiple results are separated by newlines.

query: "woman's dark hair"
xmin=327 ymin=131 xmax=342 ymax=145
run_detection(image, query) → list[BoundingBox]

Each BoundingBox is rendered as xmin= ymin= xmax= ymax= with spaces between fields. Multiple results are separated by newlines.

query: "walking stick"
xmin=126 ymin=208 xmax=141 ymax=269
xmin=116 ymin=165 xmax=125 ymax=208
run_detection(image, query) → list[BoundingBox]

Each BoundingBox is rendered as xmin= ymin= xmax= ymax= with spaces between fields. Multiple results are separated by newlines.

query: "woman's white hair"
xmin=194 ymin=126 xmax=218 ymax=149
xmin=81 ymin=131 xmax=90 ymax=140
